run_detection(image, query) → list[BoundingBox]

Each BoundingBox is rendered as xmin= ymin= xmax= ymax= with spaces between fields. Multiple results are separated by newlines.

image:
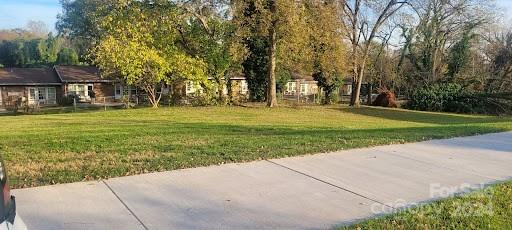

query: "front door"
xmin=115 ymin=84 xmax=123 ymax=100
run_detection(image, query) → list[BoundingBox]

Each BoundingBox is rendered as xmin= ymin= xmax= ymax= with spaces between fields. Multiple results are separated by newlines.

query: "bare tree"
xmin=343 ymin=0 xmax=410 ymax=107
xmin=26 ymin=20 xmax=49 ymax=38
xmin=402 ymin=0 xmax=494 ymax=84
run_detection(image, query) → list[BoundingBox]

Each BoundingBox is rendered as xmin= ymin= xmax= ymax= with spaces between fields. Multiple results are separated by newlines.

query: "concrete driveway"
xmin=12 ymin=132 xmax=512 ymax=230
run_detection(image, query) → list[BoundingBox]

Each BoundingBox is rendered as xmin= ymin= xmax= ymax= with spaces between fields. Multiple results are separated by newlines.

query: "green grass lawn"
xmin=341 ymin=181 xmax=512 ymax=229
xmin=1 ymin=105 xmax=512 ymax=188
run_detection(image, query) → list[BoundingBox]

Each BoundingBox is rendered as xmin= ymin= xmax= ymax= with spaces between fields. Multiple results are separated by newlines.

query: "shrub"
xmin=405 ymin=83 xmax=512 ymax=115
xmin=188 ymin=92 xmax=218 ymax=106
xmin=59 ymin=95 xmax=77 ymax=106
xmin=372 ymin=89 xmax=398 ymax=108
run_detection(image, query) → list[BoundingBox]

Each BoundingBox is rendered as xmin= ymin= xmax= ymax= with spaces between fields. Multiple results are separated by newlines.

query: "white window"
xmin=115 ymin=84 xmax=123 ymax=99
xmin=27 ymin=87 xmax=56 ymax=105
xmin=29 ymin=88 xmax=36 ymax=102
xmin=301 ymin=83 xmax=308 ymax=95
xmin=240 ymin=80 xmax=249 ymax=94
xmin=68 ymin=84 xmax=92 ymax=100
xmin=115 ymin=84 xmax=139 ymax=99
xmin=47 ymin=87 xmax=56 ymax=104
xmin=186 ymin=81 xmax=196 ymax=94
xmin=346 ymin=84 xmax=353 ymax=96
xmin=125 ymin=86 xmax=137 ymax=96
xmin=287 ymin=82 xmax=297 ymax=94
xmin=38 ymin=87 xmax=47 ymax=101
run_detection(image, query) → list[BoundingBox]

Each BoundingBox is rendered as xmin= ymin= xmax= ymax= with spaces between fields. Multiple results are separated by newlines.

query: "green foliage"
xmin=57 ymin=0 xmax=107 ymax=58
xmin=232 ymin=0 xmax=270 ymax=101
xmin=242 ymin=36 xmax=270 ymax=101
xmin=56 ymin=48 xmax=79 ymax=65
xmin=275 ymin=69 xmax=291 ymax=94
xmin=175 ymin=1 xmax=234 ymax=103
xmin=306 ymin=0 xmax=346 ymax=104
xmin=447 ymin=28 xmax=475 ymax=80
xmin=91 ymin=1 xmax=207 ymax=108
xmin=0 ymin=40 xmax=24 ymax=67
xmin=44 ymin=33 xmax=60 ymax=64
xmin=313 ymin=71 xmax=343 ymax=104
xmin=0 ymin=33 xmax=77 ymax=67
xmin=405 ymin=84 xmax=465 ymax=112
xmin=188 ymin=92 xmax=219 ymax=106
xmin=405 ymin=83 xmax=512 ymax=114
xmin=59 ymin=95 xmax=77 ymax=106
xmin=232 ymin=0 xmax=309 ymax=105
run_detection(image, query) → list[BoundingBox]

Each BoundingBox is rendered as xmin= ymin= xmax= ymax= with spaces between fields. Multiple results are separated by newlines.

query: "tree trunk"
xmin=431 ymin=46 xmax=438 ymax=82
xmin=144 ymin=83 xmax=163 ymax=108
xmin=353 ymin=53 xmax=369 ymax=108
xmin=367 ymin=83 xmax=372 ymax=106
xmin=266 ymin=22 xmax=278 ymax=108
xmin=349 ymin=2 xmax=360 ymax=106
xmin=349 ymin=43 xmax=358 ymax=106
xmin=350 ymin=77 xmax=357 ymax=106
xmin=217 ymin=78 xmax=224 ymax=103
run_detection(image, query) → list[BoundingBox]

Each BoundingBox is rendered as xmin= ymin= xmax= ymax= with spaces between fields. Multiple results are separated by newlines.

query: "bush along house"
xmin=0 ymin=68 xmax=62 ymax=109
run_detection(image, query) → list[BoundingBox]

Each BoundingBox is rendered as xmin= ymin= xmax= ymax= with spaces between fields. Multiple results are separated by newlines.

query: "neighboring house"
xmin=181 ymin=75 xmax=249 ymax=98
xmin=54 ymin=65 xmax=117 ymax=102
xmin=0 ymin=66 xmax=249 ymax=108
xmin=229 ymin=75 xmax=249 ymax=96
xmin=340 ymin=78 xmax=353 ymax=96
xmin=0 ymin=68 xmax=62 ymax=108
xmin=284 ymin=73 xmax=319 ymax=99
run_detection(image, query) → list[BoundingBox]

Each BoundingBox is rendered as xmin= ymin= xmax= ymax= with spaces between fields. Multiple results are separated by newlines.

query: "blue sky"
xmin=0 ymin=0 xmax=60 ymax=31
xmin=0 ymin=0 xmax=511 ymax=31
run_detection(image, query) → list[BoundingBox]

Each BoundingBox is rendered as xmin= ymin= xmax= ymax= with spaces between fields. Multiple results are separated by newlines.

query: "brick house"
xmin=0 ymin=68 xmax=62 ymax=108
xmin=284 ymin=73 xmax=319 ymax=101
xmin=54 ymin=65 xmax=117 ymax=102
xmin=1 ymin=66 xmax=249 ymax=107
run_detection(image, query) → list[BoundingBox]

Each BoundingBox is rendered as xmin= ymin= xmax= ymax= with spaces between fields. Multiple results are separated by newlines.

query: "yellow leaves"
xmin=168 ymin=53 xmax=208 ymax=83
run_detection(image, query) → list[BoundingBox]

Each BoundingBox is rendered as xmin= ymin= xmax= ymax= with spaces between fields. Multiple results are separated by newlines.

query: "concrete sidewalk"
xmin=13 ymin=132 xmax=512 ymax=230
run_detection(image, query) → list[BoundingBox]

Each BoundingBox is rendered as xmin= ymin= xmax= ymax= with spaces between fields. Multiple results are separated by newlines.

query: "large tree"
xmin=92 ymin=0 xmax=207 ymax=108
xmin=175 ymin=0 xmax=234 ymax=103
xmin=232 ymin=0 xmax=306 ymax=107
xmin=484 ymin=30 xmax=512 ymax=92
xmin=400 ymin=0 xmax=493 ymax=86
xmin=306 ymin=0 xmax=346 ymax=104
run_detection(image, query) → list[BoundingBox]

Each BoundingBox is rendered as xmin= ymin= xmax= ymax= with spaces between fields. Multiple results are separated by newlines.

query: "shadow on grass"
xmin=334 ymin=106 xmax=512 ymax=125
xmin=5 ymin=121 xmax=512 ymax=189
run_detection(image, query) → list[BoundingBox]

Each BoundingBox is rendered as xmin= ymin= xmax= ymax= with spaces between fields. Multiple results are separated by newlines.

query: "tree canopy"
xmin=53 ymin=0 xmax=512 ymax=109
xmin=90 ymin=0 xmax=207 ymax=108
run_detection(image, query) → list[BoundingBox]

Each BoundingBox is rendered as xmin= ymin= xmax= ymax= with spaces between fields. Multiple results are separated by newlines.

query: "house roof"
xmin=291 ymin=72 xmax=315 ymax=81
xmin=205 ymin=72 xmax=246 ymax=81
xmin=55 ymin=65 xmax=113 ymax=83
xmin=228 ymin=72 xmax=246 ymax=80
xmin=0 ymin=68 xmax=61 ymax=86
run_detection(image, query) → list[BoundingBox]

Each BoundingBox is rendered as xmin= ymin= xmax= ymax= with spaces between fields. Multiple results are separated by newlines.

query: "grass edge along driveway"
xmin=1 ymin=105 xmax=511 ymax=188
